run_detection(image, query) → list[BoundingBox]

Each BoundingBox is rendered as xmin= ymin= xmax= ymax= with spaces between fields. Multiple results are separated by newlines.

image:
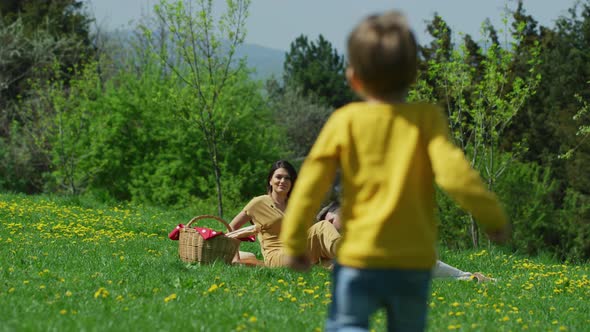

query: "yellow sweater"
xmin=280 ymin=102 xmax=508 ymax=269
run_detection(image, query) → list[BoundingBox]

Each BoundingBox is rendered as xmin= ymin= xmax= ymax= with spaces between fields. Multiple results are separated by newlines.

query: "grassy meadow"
xmin=1 ymin=193 xmax=589 ymax=331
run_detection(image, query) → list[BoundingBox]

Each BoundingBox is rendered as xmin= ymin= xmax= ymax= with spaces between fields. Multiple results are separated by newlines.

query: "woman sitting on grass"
xmin=229 ymin=160 xmax=340 ymax=267
xmin=232 ymin=159 xmax=495 ymax=281
xmin=316 ymin=201 xmax=495 ymax=282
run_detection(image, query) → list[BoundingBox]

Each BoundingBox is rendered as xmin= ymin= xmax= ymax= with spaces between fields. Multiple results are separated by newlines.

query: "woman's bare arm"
xmin=229 ymin=211 xmax=251 ymax=231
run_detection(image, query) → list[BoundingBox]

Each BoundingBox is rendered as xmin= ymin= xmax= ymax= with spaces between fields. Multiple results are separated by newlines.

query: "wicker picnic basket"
xmin=178 ymin=215 xmax=240 ymax=264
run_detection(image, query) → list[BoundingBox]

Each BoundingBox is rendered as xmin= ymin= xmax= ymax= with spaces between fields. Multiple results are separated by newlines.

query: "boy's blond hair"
xmin=347 ymin=11 xmax=417 ymax=99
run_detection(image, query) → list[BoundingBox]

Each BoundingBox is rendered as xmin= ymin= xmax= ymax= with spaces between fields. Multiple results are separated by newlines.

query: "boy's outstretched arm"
xmin=280 ymin=116 xmax=341 ymax=268
xmin=426 ymin=107 xmax=510 ymax=239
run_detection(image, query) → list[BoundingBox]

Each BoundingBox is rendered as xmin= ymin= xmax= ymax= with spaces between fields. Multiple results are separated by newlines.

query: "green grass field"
xmin=1 ymin=193 xmax=589 ymax=331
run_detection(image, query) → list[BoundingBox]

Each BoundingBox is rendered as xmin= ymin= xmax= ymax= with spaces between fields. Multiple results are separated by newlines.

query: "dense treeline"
xmin=0 ymin=0 xmax=588 ymax=261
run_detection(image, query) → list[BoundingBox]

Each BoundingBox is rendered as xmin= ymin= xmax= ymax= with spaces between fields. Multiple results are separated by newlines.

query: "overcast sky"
xmin=83 ymin=0 xmax=578 ymax=52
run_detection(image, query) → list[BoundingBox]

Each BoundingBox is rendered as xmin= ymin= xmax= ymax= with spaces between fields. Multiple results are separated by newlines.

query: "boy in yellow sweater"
xmin=280 ymin=10 xmax=510 ymax=332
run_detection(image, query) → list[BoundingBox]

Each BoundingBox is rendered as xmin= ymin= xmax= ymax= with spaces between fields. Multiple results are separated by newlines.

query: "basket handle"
xmin=185 ymin=215 xmax=233 ymax=233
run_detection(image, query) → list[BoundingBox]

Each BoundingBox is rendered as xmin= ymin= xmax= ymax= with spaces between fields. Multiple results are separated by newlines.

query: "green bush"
xmin=436 ymin=188 xmax=471 ymax=250
xmin=437 ymin=159 xmax=566 ymax=259
xmin=0 ymin=121 xmax=47 ymax=193
xmin=555 ymin=189 xmax=590 ymax=262
xmin=494 ymin=160 xmax=558 ymax=256
xmin=51 ymin=60 xmax=283 ymax=210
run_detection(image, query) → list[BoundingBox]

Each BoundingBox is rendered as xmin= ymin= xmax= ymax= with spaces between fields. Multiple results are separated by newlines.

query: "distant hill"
xmin=235 ymin=43 xmax=285 ymax=81
xmin=104 ymin=29 xmax=284 ymax=82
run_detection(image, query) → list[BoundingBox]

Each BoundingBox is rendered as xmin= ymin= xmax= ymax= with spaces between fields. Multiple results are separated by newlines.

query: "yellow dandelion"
xmin=94 ymin=287 xmax=109 ymax=299
xmin=303 ymin=289 xmax=314 ymax=295
xmin=249 ymin=316 xmax=257 ymax=323
xmin=475 ymin=249 xmax=487 ymax=256
xmin=59 ymin=309 xmax=67 ymax=315
xmin=164 ymin=293 xmax=177 ymax=303
xmin=65 ymin=291 xmax=72 ymax=297
xmin=208 ymin=284 xmax=219 ymax=293
xmin=291 ymin=297 xmax=297 ymax=302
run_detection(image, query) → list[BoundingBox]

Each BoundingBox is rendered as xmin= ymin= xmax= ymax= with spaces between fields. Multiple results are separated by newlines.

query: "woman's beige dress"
xmin=244 ymin=195 xmax=340 ymax=267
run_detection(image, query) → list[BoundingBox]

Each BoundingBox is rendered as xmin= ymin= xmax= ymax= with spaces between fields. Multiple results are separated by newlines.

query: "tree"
xmin=141 ymin=0 xmax=250 ymax=217
xmin=419 ymin=13 xmax=453 ymax=64
xmin=411 ymin=13 xmax=542 ymax=247
xmin=0 ymin=0 xmax=93 ymax=106
xmin=0 ymin=0 xmax=94 ymax=193
xmin=566 ymin=89 xmax=590 ymax=158
xmin=0 ymin=17 xmax=84 ymax=193
xmin=28 ymin=61 xmax=101 ymax=195
xmin=527 ymin=1 xmax=590 ymax=196
xmin=283 ymin=34 xmax=354 ymax=109
xmin=267 ymin=83 xmax=332 ymax=159
xmin=415 ymin=14 xmax=455 ymax=105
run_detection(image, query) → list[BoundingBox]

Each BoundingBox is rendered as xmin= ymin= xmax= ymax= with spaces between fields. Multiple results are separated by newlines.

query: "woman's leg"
xmin=433 ymin=261 xmax=497 ymax=282
xmin=238 ymin=251 xmax=256 ymax=260
xmin=432 ymin=260 xmax=472 ymax=279
xmin=307 ymin=221 xmax=341 ymax=264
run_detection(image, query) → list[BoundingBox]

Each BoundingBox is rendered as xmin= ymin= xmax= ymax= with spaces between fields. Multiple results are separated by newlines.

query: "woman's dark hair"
xmin=266 ymin=160 xmax=298 ymax=197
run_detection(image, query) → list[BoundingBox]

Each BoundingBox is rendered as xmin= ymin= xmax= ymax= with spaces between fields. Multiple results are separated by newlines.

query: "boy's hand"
xmin=486 ymin=224 xmax=511 ymax=244
xmin=285 ymin=255 xmax=312 ymax=272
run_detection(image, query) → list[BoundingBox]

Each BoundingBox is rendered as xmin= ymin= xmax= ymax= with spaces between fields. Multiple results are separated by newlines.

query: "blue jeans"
xmin=325 ymin=263 xmax=431 ymax=332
